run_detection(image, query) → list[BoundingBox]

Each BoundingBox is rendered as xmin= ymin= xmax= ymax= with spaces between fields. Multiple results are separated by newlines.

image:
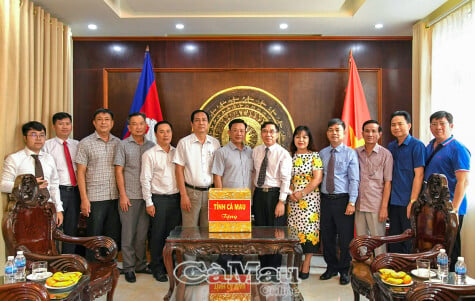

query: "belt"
xmin=255 ymin=187 xmax=280 ymax=193
xmin=321 ymin=193 xmax=349 ymax=199
xmin=185 ymin=183 xmax=211 ymax=191
xmin=59 ymin=185 xmax=78 ymax=192
xmin=152 ymin=193 xmax=180 ymax=198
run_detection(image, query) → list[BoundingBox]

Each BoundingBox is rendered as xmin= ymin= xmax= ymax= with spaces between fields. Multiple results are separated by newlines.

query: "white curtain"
xmin=0 ymin=0 xmax=72 ymax=265
xmin=431 ymin=0 xmax=475 ymax=275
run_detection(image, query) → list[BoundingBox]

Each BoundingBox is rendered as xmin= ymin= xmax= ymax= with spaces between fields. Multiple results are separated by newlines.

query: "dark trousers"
xmin=388 ymin=205 xmax=412 ymax=253
xmin=450 ymin=215 xmax=464 ymax=271
xmin=150 ymin=193 xmax=181 ymax=274
xmin=59 ymin=186 xmax=80 ymax=254
xmin=320 ymin=194 xmax=354 ymax=274
xmin=86 ymin=199 xmax=121 ymax=260
xmin=252 ymin=189 xmax=286 ymax=270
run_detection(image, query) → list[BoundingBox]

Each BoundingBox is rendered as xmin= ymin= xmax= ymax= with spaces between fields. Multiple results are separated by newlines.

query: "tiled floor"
xmin=98 ymin=256 xmax=369 ymax=300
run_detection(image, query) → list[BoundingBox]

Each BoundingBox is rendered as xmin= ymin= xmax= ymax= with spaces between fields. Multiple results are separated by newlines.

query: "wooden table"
xmin=163 ymin=226 xmax=303 ymax=300
xmin=0 ymin=275 xmax=89 ymax=301
xmin=374 ymin=271 xmax=475 ymax=300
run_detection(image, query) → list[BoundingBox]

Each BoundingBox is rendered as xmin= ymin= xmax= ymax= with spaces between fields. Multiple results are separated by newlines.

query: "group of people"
xmin=0 ymin=107 xmax=470 ymax=287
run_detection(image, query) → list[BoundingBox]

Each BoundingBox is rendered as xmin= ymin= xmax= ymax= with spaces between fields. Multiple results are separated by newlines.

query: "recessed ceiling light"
xmin=88 ymin=24 xmax=97 ymax=30
xmin=279 ymin=23 xmax=288 ymax=30
xmin=269 ymin=43 xmax=284 ymax=54
xmin=112 ymin=45 xmax=122 ymax=52
xmin=176 ymin=23 xmax=185 ymax=30
xmin=375 ymin=23 xmax=384 ymax=29
xmin=184 ymin=43 xmax=197 ymax=53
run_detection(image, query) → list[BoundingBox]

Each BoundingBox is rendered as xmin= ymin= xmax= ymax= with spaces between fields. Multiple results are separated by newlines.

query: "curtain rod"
xmin=426 ymin=0 xmax=471 ymax=28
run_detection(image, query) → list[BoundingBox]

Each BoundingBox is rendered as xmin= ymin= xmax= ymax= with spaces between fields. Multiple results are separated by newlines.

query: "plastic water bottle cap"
xmin=7 ymin=256 xmax=14 ymax=260
xmin=17 ymin=251 xmax=23 ymax=255
xmin=458 ymin=257 xmax=464 ymax=262
xmin=440 ymin=249 xmax=446 ymax=253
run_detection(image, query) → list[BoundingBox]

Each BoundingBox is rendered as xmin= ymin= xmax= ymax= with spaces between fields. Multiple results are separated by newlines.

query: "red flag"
xmin=122 ymin=46 xmax=163 ymax=143
xmin=342 ymin=50 xmax=371 ymax=148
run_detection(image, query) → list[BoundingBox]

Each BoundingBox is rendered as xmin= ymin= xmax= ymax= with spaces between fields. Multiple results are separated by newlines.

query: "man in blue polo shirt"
xmin=424 ymin=111 xmax=470 ymax=271
xmin=387 ymin=111 xmax=425 ymax=253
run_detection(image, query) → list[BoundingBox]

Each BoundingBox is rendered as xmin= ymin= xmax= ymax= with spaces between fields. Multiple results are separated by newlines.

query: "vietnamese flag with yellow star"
xmin=342 ymin=50 xmax=371 ymax=148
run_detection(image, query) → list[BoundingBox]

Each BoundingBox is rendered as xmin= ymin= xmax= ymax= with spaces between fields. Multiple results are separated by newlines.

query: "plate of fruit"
xmin=45 ymin=272 xmax=83 ymax=291
xmin=379 ymin=268 xmax=413 ymax=286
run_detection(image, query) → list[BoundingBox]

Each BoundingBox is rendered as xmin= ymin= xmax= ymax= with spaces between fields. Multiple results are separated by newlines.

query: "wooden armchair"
xmin=407 ymin=282 xmax=475 ymax=300
xmin=349 ymin=173 xmax=459 ymax=301
xmin=2 ymin=174 xmax=119 ymax=301
xmin=0 ymin=282 xmax=50 ymax=301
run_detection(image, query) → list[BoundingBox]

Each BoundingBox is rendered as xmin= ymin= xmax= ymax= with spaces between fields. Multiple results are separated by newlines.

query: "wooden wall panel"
xmin=73 ymin=38 xmax=412 ymax=147
xmin=104 ymin=69 xmax=380 ymax=149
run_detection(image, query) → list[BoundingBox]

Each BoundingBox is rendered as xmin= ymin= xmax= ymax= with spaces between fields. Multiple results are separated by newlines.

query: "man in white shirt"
xmin=173 ymin=110 xmax=220 ymax=227
xmin=141 ymin=121 xmax=180 ymax=282
xmin=252 ymin=121 xmax=292 ymax=270
xmin=43 ymin=112 xmax=80 ymax=254
xmin=1 ymin=121 xmax=64 ymax=225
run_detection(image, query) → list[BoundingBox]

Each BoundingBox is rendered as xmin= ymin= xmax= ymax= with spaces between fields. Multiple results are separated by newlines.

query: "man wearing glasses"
xmin=1 ymin=121 xmax=64 ymax=225
xmin=424 ymin=111 xmax=470 ymax=271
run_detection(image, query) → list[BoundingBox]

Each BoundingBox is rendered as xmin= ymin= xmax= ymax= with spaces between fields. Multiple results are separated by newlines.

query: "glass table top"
xmin=167 ymin=226 xmax=299 ymax=241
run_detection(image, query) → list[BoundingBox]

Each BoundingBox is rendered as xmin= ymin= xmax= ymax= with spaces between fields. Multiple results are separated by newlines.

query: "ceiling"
xmin=32 ymin=0 xmax=447 ymax=37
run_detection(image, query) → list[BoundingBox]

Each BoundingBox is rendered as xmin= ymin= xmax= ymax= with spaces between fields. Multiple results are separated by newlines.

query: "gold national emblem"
xmin=201 ymin=86 xmax=294 ymax=148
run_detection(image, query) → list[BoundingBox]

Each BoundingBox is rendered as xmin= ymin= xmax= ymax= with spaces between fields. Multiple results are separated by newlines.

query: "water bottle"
xmin=4 ymin=256 xmax=17 ymax=283
xmin=437 ymin=248 xmax=449 ymax=280
xmin=14 ymin=250 xmax=26 ymax=282
xmin=455 ymin=256 xmax=467 ymax=284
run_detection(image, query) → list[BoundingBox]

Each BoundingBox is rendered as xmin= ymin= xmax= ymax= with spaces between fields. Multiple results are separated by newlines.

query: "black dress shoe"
xmin=136 ymin=266 xmax=153 ymax=274
xmin=319 ymin=270 xmax=338 ymax=280
xmin=339 ymin=273 xmax=350 ymax=285
xmin=299 ymin=271 xmax=309 ymax=280
xmin=153 ymin=272 xmax=168 ymax=282
xmin=125 ymin=271 xmax=136 ymax=283
xmin=118 ymin=267 xmax=125 ymax=275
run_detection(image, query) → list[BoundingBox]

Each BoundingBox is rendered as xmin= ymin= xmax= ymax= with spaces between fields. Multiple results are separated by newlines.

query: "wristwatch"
xmin=348 ymin=202 xmax=355 ymax=207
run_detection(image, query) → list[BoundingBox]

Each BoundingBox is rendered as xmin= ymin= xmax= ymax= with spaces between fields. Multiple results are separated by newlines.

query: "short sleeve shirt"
xmin=76 ymin=132 xmax=120 ymax=202
xmin=212 ymin=142 xmax=253 ymax=189
xmin=173 ymin=134 xmax=221 ymax=187
xmin=388 ymin=134 xmax=425 ymax=206
xmin=356 ymin=144 xmax=393 ymax=212
xmin=114 ymin=136 xmax=155 ymax=199
xmin=424 ymin=136 xmax=471 ymax=215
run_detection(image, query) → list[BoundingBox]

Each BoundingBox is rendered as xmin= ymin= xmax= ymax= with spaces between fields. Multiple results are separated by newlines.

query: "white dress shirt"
xmin=173 ymin=133 xmax=220 ymax=187
xmin=1 ymin=147 xmax=63 ymax=212
xmin=43 ymin=137 xmax=79 ymax=186
xmin=252 ymin=143 xmax=292 ymax=201
xmin=141 ymin=144 xmax=179 ymax=207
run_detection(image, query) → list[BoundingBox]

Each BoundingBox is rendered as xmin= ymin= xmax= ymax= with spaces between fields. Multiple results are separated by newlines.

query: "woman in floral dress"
xmin=288 ymin=126 xmax=323 ymax=280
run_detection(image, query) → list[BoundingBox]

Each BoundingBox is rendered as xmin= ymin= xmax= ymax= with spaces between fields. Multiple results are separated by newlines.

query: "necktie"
xmin=31 ymin=154 xmax=44 ymax=178
xmin=326 ymin=149 xmax=336 ymax=194
xmin=257 ymin=147 xmax=269 ymax=187
xmin=63 ymin=141 xmax=77 ymax=186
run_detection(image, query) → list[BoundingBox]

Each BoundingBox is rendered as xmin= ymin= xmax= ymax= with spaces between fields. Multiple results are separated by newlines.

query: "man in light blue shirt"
xmin=212 ymin=118 xmax=253 ymax=273
xmin=212 ymin=119 xmax=253 ymax=190
xmin=319 ymin=118 xmax=359 ymax=285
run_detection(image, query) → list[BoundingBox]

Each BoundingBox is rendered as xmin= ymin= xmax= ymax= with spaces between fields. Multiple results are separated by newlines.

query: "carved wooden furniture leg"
xmin=163 ymin=242 xmax=175 ymax=301
xmin=107 ymin=266 xmax=119 ymax=301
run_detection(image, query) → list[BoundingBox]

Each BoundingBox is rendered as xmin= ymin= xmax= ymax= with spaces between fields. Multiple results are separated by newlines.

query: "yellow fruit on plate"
xmin=403 ymin=274 xmax=412 ymax=284
xmin=386 ymin=277 xmax=404 ymax=285
xmin=390 ymin=271 xmax=407 ymax=279
xmin=46 ymin=271 xmax=82 ymax=287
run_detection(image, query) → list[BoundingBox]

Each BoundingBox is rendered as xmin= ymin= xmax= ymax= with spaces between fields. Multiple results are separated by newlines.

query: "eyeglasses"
xmin=27 ymin=133 xmax=46 ymax=139
xmin=262 ymin=129 xmax=277 ymax=134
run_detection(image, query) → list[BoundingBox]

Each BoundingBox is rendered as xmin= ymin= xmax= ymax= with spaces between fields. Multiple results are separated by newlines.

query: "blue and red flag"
xmin=122 ymin=47 xmax=163 ymax=142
